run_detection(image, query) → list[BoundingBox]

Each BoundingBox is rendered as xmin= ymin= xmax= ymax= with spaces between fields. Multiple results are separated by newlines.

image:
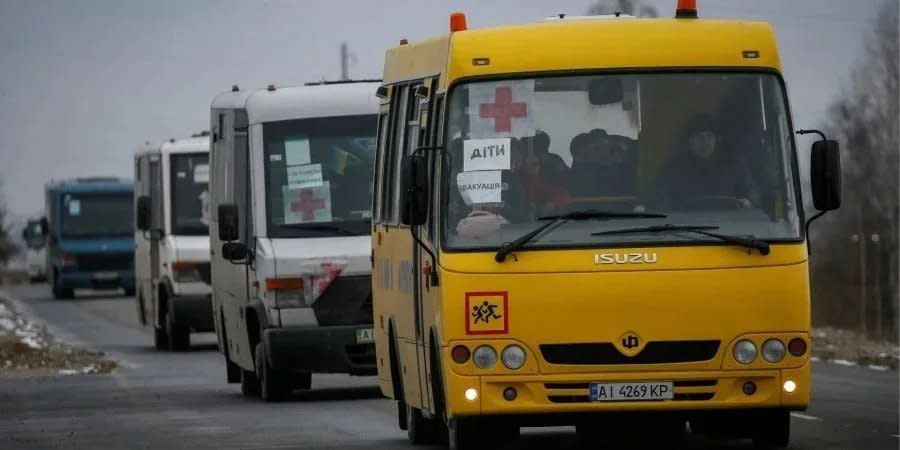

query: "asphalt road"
xmin=0 ymin=283 xmax=896 ymax=450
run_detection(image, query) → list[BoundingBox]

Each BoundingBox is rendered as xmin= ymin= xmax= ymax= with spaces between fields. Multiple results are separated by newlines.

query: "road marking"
xmin=790 ymin=413 xmax=823 ymax=421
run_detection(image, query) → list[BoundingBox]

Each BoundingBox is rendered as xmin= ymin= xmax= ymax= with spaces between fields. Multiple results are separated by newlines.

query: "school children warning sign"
xmin=468 ymin=80 xmax=535 ymax=139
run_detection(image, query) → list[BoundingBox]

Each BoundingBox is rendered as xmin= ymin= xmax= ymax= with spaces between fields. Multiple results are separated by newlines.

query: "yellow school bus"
xmin=372 ymin=3 xmax=841 ymax=449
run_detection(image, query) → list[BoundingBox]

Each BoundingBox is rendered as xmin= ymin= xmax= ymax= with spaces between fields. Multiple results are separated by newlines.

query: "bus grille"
xmin=545 ymin=380 xmax=718 ymax=403
xmin=540 ymin=340 xmax=720 ymax=365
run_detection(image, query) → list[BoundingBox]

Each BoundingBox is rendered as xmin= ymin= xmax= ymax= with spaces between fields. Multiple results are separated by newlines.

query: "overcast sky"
xmin=0 ymin=0 xmax=883 ymax=219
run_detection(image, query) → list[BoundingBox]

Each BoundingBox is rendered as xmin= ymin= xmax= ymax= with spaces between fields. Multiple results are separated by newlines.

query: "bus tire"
xmin=406 ymin=403 xmax=437 ymax=445
xmin=447 ymin=418 xmax=480 ymax=450
xmin=52 ymin=277 xmax=73 ymax=299
xmin=255 ymin=342 xmax=290 ymax=402
xmin=752 ymin=410 xmax=790 ymax=449
xmin=240 ymin=367 xmax=259 ymax=397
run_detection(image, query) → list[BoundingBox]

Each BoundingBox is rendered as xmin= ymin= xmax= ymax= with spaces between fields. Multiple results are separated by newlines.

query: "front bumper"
xmin=444 ymin=365 xmax=810 ymax=420
xmin=264 ymin=324 xmax=376 ymax=375
xmin=170 ymin=294 xmax=213 ymax=332
xmin=58 ymin=269 xmax=135 ymax=291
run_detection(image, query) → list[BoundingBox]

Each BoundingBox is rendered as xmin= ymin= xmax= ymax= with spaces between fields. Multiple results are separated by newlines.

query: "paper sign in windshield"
xmin=463 ymin=138 xmax=511 ymax=172
xmin=457 ymin=170 xmax=502 ymax=205
xmin=287 ymin=163 xmax=323 ymax=190
xmin=468 ymin=80 xmax=535 ymax=138
xmin=68 ymin=199 xmax=81 ymax=216
xmin=193 ymin=164 xmax=209 ymax=183
xmin=283 ymin=182 xmax=332 ymax=224
xmin=285 ymin=136 xmax=311 ymax=166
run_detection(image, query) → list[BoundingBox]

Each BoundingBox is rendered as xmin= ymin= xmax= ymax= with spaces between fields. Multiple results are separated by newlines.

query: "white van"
xmin=209 ymin=81 xmax=379 ymax=401
xmin=134 ymin=134 xmax=213 ymax=351
xmin=22 ymin=218 xmax=47 ymax=282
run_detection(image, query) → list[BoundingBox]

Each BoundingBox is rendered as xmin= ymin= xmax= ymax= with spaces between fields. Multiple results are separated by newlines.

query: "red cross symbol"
xmin=291 ymin=189 xmax=325 ymax=220
xmin=479 ymin=86 xmax=527 ymax=133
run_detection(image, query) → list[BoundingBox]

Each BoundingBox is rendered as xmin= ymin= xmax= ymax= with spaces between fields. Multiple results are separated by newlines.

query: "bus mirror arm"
xmin=797 ymin=129 xmax=842 ymax=255
xmin=403 ymin=146 xmax=445 ymax=286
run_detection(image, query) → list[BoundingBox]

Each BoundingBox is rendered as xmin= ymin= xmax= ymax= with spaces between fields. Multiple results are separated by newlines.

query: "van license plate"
xmin=356 ymin=328 xmax=374 ymax=344
xmin=93 ymin=271 xmax=118 ymax=280
xmin=590 ymin=381 xmax=674 ymax=401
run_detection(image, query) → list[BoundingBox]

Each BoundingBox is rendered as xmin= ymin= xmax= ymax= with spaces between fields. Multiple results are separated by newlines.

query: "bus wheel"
xmin=447 ymin=418 xmax=480 ymax=450
xmin=751 ymin=410 xmax=790 ymax=449
xmin=240 ymin=367 xmax=259 ymax=397
xmin=406 ymin=403 xmax=437 ymax=445
xmin=255 ymin=342 xmax=290 ymax=402
xmin=52 ymin=278 xmax=73 ymax=299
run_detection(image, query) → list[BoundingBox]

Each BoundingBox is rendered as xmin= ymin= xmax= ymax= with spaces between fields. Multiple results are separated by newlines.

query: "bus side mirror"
xmin=810 ymin=139 xmax=841 ymax=211
xmin=222 ymin=242 xmax=248 ymax=262
xmin=136 ymin=196 xmax=151 ymax=231
xmin=400 ymin=154 xmax=429 ymax=226
xmin=218 ymin=203 xmax=239 ymax=241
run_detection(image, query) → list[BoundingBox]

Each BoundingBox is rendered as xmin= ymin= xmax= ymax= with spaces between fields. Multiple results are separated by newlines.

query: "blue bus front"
xmin=49 ymin=182 xmax=135 ymax=297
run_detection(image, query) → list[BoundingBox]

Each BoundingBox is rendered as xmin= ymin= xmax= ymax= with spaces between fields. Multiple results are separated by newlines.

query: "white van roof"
xmin=244 ymin=81 xmax=380 ymax=125
xmin=136 ymin=135 xmax=209 ymax=158
xmin=211 ymin=88 xmax=255 ymax=110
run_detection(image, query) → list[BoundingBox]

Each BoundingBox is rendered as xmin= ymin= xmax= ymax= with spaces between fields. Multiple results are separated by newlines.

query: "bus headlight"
xmin=733 ymin=339 xmax=757 ymax=364
xmin=762 ymin=339 xmax=786 ymax=363
xmin=472 ymin=345 xmax=497 ymax=369
xmin=501 ymin=345 xmax=526 ymax=370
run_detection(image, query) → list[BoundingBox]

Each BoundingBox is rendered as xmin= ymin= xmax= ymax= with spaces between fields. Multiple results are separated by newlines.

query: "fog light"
xmin=503 ymin=387 xmax=517 ymax=401
xmin=742 ymin=381 xmax=757 ymax=395
xmin=783 ymin=380 xmax=796 ymax=393
xmin=465 ymin=388 xmax=478 ymax=401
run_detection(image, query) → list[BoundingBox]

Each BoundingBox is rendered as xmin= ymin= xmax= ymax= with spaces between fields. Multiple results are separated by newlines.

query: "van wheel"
xmin=255 ymin=342 xmax=290 ymax=401
xmin=166 ymin=309 xmax=190 ymax=351
xmin=752 ymin=410 xmax=790 ymax=449
xmin=153 ymin=325 xmax=168 ymax=350
xmin=407 ymin=403 xmax=437 ymax=445
xmin=240 ymin=368 xmax=259 ymax=397
xmin=447 ymin=418 xmax=480 ymax=450
xmin=292 ymin=372 xmax=312 ymax=390
xmin=52 ymin=278 xmax=73 ymax=299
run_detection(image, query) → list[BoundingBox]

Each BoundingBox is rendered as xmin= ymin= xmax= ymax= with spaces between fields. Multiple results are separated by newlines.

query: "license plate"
xmin=590 ymin=381 xmax=674 ymax=401
xmin=93 ymin=271 xmax=119 ymax=280
xmin=355 ymin=328 xmax=374 ymax=344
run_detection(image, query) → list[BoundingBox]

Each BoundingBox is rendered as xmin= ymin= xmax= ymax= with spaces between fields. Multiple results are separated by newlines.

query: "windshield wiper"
xmin=495 ymin=210 xmax=667 ymax=262
xmin=591 ymin=224 xmax=770 ymax=255
xmin=279 ymin=223 xmax=361 ymax=236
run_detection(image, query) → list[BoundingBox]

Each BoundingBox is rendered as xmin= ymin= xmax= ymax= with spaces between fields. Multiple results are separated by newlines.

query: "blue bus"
xmin=42 ymin=177 xmax=135 ymax=299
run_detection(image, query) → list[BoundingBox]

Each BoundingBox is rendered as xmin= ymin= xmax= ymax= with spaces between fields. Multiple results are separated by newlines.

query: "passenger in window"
xmin=649 ymin=114 xmax=759 ymax=211
xmin=507 ymin=136 xmax=570 ymax=217
xmin=528 ymin=130 xmax=568 ymax=185
xmin=568 ymin=129 xmax=637 ymax=200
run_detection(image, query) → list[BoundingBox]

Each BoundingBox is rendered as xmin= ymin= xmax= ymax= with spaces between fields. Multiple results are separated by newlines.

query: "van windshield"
xmin=170 ymin=152 xmax=210 ymax=236
xmin=443 ymin=72 xmax=802 ymax=251
xmin=263 ymin=115 xmax=377 ymax=238
xmin=60 ymin=193 xmax=133 ymax=239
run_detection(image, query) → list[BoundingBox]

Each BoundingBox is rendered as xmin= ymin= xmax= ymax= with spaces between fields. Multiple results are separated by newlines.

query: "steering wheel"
xmin=682 ymin=195 xmax=751 ymax=210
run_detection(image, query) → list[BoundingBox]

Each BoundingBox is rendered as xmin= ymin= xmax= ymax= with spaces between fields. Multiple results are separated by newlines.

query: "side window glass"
xmin=386 ymin=85 xmax=409 ymax=224
xmin=373 ymin=113 xmax=389 ymax=223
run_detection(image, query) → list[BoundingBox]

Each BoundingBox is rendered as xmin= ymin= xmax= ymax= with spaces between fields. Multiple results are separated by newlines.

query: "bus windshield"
xmin=60 ymin=193 xmax=133 ymax=238
xmin=263 ymin=115 xmax=377 ymax=238
xmin=443 ymin=72 xmax=801 ymax=251
xmin=170 ymin=152 xmax=210 ymax=236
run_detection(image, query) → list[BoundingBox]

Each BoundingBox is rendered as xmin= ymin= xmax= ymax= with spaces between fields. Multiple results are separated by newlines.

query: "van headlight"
xmin=501 ymin=345 xmax=526 ymax=370
xmin=733 ymin=339 xmax=757 ymax=364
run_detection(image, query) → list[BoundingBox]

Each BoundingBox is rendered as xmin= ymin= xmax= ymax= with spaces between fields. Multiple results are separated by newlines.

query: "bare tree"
xmin=586 ymin=0 xmax=659 ymax=17
xmin=0 ymin=181 xmax=17 ymax=267
xmin=812 ymin=0 xmax=899 ymax=341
